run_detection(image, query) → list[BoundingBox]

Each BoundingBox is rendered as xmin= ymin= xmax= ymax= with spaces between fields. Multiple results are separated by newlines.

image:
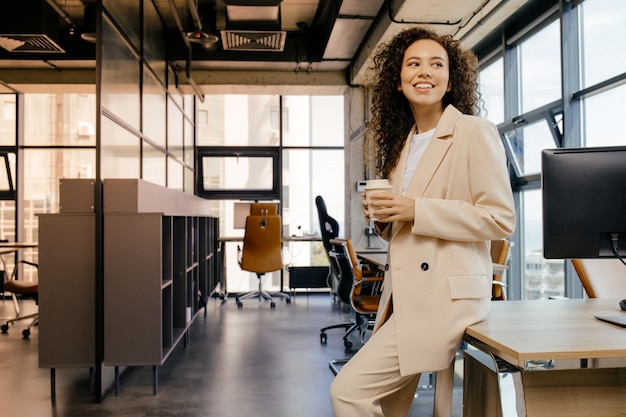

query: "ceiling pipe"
xmin=45 ymin=0 xmax=76 ymax=33
xmin=167 ymin=0 xmax=205 ymax=102
xmin=185 ymin=0 xmax=219 ymax=48
xmin=187 ymin=0 xmax=203 ymax=31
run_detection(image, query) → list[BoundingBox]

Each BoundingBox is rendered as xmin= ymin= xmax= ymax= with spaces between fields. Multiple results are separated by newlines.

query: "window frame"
xmin=195 ymin=146 xmax=281 ymax=200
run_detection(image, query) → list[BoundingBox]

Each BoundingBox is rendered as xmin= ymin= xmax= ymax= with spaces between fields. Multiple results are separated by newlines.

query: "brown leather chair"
xmin=327 ymin=238 xmax=384 ymax=373
xmin=491 ymin=239 xmax=511 ymax=301
xmin=1 ymin=260 xmax=39 ymax=338
xmin=236 ymin=203 xmax=290 ymax=308
xmin=571 ymin=258 xmax=626 ymax=298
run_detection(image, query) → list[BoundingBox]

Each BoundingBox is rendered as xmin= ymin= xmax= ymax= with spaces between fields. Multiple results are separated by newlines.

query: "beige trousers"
xmin=329 ymin=313 xmax=455 ymax=417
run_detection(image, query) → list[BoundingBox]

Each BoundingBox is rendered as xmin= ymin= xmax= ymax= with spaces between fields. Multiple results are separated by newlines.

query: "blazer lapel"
xmin=388 ymin=105 xmax=460 ymax=241
xmin=405 ymin=105 xmax=459 ymax=198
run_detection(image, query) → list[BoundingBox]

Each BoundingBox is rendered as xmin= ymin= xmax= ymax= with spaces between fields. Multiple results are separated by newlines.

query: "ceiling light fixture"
xmin=186 ymin=30 xmax=219 ymax=49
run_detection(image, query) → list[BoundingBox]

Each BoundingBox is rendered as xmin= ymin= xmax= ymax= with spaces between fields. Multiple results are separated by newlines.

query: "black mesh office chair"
xmin=316 ymin=196 xmax=352 ymax=343
xmin=327 ymin=238 xmax=384 ymax=373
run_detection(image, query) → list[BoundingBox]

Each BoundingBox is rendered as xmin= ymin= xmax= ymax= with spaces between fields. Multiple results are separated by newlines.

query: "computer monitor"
xmin=542 ymin=146 xmax=626 ymax=259
xmin=233 ymin=202 xmax=252 ymax=229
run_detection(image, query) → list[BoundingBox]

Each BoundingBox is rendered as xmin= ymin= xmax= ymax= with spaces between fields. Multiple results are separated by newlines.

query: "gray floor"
xmin=0 ymin=293 xmax=463 ymax=417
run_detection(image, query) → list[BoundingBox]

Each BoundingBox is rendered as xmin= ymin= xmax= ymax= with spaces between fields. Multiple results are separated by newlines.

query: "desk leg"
xmin=50 ymin=368 xmax=56 ymax=404
xmin=491 ymin=353 xmax=526 ymax=417
xmin=114 ymin=366 xmax=120 ymax=396
xmin=463 ymin=349 xmax=526 ymax=417
xmin=152 ymin=366 xmax=158 ymax=395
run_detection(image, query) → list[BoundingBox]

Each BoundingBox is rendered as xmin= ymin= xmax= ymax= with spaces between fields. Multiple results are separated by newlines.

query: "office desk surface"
xmin=218 ymin=236 xmax=321 ymax=242
xmin=356 ymin=252 xmax=387 ymax=268
xmin=465 ymin=298 xmax=626 ymax=368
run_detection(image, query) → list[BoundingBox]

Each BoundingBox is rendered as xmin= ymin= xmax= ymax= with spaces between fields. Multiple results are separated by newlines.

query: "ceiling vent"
xmin=0 ymin=0 xmax=65 ymax=53
xmin=0 ymin=34 xmax=64 ymax=53
xmin=220 ymin=30 xmax=286 ymax=51
xmin=220 ymin=1 xmax=285 ymax=52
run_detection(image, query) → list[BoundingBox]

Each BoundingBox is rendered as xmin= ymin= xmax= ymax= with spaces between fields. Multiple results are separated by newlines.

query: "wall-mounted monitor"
xmin=542 ymin=146 xmax=626 ymax=259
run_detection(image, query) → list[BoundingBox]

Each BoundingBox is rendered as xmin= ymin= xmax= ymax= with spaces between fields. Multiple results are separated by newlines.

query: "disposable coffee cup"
xmin=365 ymin=179 xmax=391 ymax=221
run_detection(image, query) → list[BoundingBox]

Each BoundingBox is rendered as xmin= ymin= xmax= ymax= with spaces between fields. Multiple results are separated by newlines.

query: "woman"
xmin=329 ymin=27 xmax=516 ymax=417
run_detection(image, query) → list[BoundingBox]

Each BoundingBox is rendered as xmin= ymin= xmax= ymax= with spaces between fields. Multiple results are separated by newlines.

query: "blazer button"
xmin=420 ymin=263 xmax=429 ymax=271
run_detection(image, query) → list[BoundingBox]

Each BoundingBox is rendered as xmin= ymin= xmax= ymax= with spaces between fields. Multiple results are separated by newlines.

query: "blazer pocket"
xmin=448 ymin=275 xmax=491 ymax=299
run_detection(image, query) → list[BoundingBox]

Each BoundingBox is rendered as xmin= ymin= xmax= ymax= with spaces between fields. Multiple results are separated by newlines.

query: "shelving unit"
xmin=102 ymin=179 xmax=218 ymax=394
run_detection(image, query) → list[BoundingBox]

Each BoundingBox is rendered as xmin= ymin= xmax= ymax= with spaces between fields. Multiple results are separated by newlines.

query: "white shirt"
xmin=403 ymin=128 xmax=435 ymax=195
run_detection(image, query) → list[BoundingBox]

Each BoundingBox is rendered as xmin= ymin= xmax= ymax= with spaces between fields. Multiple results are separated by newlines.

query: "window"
xmin=0 ymin=94 xmax=16 ymax=146
xmin=282 ymin=96 xmax=345 ymax=146
xmin=478 ymin=57 xmax=505 ymax=125
xmin=580 ymin=0 xmax=626 ymax=88
xmin=502 ymin=118 xmax=559 ymax=178
xmin=583 ymin=82 xmax=626 ymax=147
xmin=0 ymin=153 xmax=15 ymax=199
xmin=196 ymin=147 xmax=280 ymax=200
xmin=521 ymin=189 xmax=564 ymax=300
xmin=24 ymin=94 xmax=97 ymax=146
xmin=476 ymin=8 xmax=565 ymax=300
xmin=198 ymin=94 xmax=345 ymax=294
xmin=519 ymin=20 xmax=561 ymax=113
xmin=196 ymin=95 xmax=280 ymax=146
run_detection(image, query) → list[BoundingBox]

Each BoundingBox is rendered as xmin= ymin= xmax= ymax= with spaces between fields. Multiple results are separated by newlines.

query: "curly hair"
xmin=369 ymin=27 xmax=480 ymax=178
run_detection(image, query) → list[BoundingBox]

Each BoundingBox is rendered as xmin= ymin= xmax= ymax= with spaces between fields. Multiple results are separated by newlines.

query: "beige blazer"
xmin=373 ymin=105 xmax=516 ymax=376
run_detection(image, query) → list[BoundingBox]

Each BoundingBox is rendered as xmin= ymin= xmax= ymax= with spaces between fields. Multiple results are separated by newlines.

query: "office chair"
xmin=491 ymin=239 xmax=511 ymax=301
xmin=236 ymin=203 xmax=291 ymax=308
xmin=316 ymin=196 xmax=353 ymax=342
xmin=571 ymin=258 xmax=626 ymax=298
xmin=326 ymin=238 xmax=384 ymax=373
xmin=1 ymin=260 xmax=39 ymax=338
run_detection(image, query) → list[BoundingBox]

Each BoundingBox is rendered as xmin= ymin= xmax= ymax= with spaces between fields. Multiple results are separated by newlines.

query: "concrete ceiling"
xmin=0 ymin=0 xmax=534 ymax=92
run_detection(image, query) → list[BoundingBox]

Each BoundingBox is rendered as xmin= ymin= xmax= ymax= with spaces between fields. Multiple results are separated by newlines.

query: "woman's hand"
xmin=365 ymin=191 xmax=415 ymax=223
xmin=362 ymin=191 xmax=370 ymax=221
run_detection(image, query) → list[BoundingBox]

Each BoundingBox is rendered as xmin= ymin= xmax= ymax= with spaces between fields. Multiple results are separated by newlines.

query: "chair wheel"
xmin=285 ymin=297 xmax=291 ymax=304
xmin=320 ymin=332 xmax=327 ymax=344
xmin=22 ymin=329 xmax=30 ymax=338
xmin=270 ymin=302 xmax=276 ymax=308
xmin=237 ymin=301 xmax=243 ymax=309
xmin=1 ymin=324 xmax=8 ymax=334
xmin=344 ymin=340 xmax=353 ymax=350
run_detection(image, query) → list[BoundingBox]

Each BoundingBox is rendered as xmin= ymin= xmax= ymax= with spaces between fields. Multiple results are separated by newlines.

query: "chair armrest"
xmin=354 ymin=275 xmax=384 ymax=288
xmin=362 ymin=269 xmax=382 ymax=277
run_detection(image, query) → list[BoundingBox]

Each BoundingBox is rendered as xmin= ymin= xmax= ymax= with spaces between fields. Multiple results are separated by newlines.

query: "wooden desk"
xmin=0 ymin=242 xmax=38 ymax=249
xmin=463 ymin=299 xmax=626 ymax=417
xmin=218 ymin=235 xmax=322 ymax=243
xmin=217 ymin=235 xmax=322 ymax=298
xmin=356 ymin=252 xmax=387 ymax=269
